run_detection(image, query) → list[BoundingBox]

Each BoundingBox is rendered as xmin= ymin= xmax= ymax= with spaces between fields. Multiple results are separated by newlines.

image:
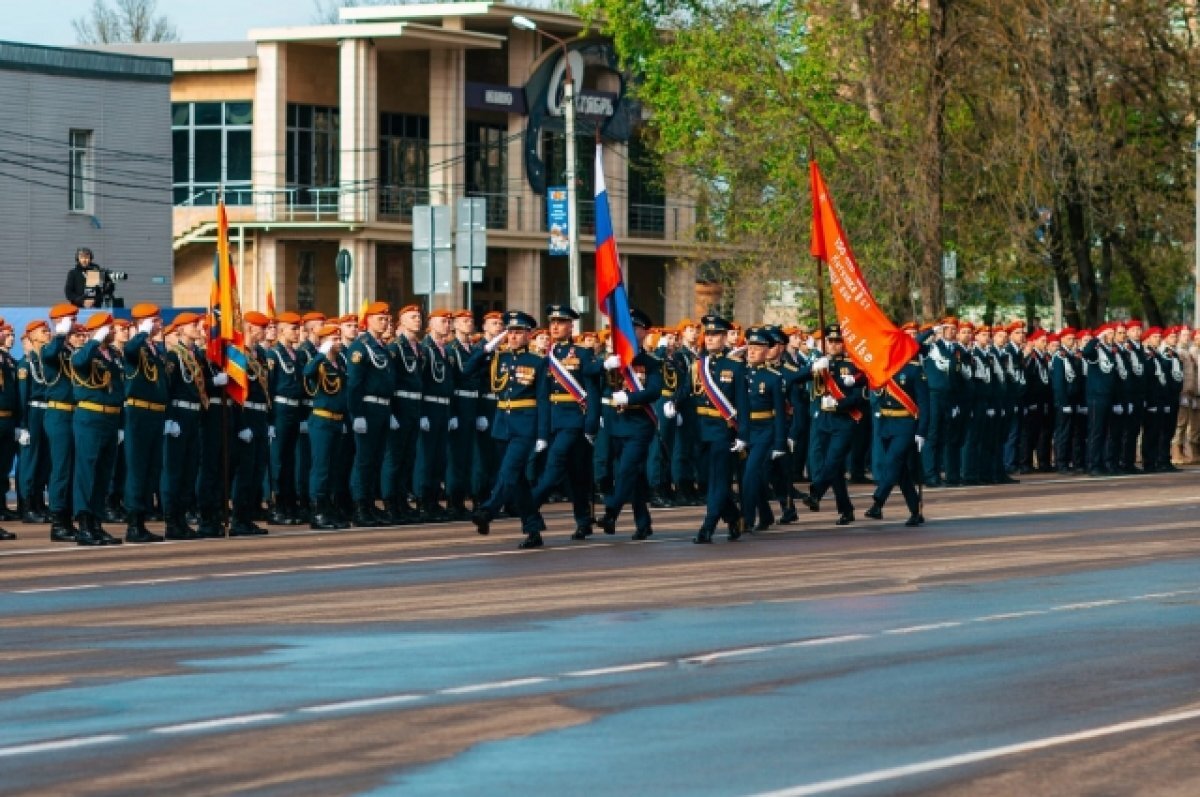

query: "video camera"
xmin=84 ymin=266 xmax=128 ymax=308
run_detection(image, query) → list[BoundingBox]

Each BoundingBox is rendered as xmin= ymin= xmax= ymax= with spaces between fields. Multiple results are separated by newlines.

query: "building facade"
xmin=108 ymin=2 xmax=703 ymax=326
xmin=0 ymin=41 xmax=173 ymax=307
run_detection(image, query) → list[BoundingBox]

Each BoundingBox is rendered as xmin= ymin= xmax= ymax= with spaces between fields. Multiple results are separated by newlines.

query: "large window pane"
xmin=193 ymin=129 xmax=222 ymax=183
xmin=226 ymin=130 xmax=251 ymax=181
xmin=171 ymin=103 xmax=189 ymax=126
xmin=194 ymin=102 xmax=222 ymax=126
xmin=225 ymin=101 xmax=252 ymax=126
xmin=172 ymin=130 xmax=190 ymax=183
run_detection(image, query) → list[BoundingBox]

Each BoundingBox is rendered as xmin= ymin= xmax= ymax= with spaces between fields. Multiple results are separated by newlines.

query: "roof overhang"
xmin=339 ymin=3 xmax=587 ymax=35
xmin=247 ymin=21 xmax=505 ymax=50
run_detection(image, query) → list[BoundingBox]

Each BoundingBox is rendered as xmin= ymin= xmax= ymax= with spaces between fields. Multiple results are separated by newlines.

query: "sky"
xmin=5 ymin=0 xmax=322 ymax=47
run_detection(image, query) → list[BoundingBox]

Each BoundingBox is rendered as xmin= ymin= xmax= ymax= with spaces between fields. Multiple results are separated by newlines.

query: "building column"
xmin=507 ymin=29 xmax=538 ymax=235
xmin=506 ymin=250 xmax=542 ymax=317
xmin=256 ymin=237 xmax=285 ymax=315
xmin=663 ymin=260 xmax=697 ymax=326
xmin=339 ymin=38 xmax=378 ymax=223
xmin=428 ymin=45 xmax=466 ymax=311
xmin=340 ymin=238 xmax=376 ymax=312
xmin=253 ymin=43 xmax=287 ymax=224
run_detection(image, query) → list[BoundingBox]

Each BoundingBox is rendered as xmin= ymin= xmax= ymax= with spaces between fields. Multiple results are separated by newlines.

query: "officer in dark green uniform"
xmin=229 ymin=311 xmax=273 ymax=536
xmin=43 ymin=304 xmax=81 ymax=541
xmin=163 ymin=312 xmax=209 ymax=538
xmin=121 ymin=303 xmax=169 ymax=542
xmin=383 ymin=304 xmax=423 ymax=525
xmin=864 ymin=352 xmax=929 ymax=526
xmin=69 ymin=313 xmax=124 ymax=546
xmin=348 ymin=302 xmax=396 ymax=527
xmin=415 ymin=309 xmax=456 ymax=521
xmin=740 ymin=327 xmax=787 ymax=533
xmin=466 ymin=311 xmax=550 ymax=548
xmin=267 ymin=311 xmax=306 ymax=525
xmin=0 ymin=319 xmax=20 ymax=539
xmin=304 ymin=323 xmax=349 ymax=530
xmin=17 ymin=320 xmax=52 ymax=526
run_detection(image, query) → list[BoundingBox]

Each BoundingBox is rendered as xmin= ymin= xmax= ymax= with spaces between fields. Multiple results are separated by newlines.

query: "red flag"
xmin=809 ymin=160 xmax=918 ymax=389
xmin=207 ymin=200 xmax=250 ymax=405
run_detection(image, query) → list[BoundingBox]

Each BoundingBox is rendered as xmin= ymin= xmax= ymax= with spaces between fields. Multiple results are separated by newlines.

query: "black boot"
xmin=599 ymin=508 xmax=618 ymax=535
xmin=518 ymin=531 xmax=544 ymax=549
xmin=75 ymin=513 xmax=103 ymax=546
xmin=50 ymin=510 xmax=77 ymax=542
xmin=835 ymin=511 xmax=855 ymax=526
xmin=352 ymin=501 xmax=380 ymax=528
xmin=727 ymin=517 xmax=744 ymax=541
xmin=471 ymin=508 xmax=490 ymax=536
xmin=801 ymin=493 xmax=820 ymax=512
xmin=164 ymin=510 xmax=197 ymax=540
xmin=196 ymin=509 xmax=225 ymax=538
xmin=126 ymin=512 xmax=164 ymax=543
xmin=91 ymin=513 xmax=122 ymax=545
xmin=22 ymin=501 xmax=45 ymax=524
xmin=230 ymin=505 xmax=267 ymax=536
xmin=693 ymin=527 xmax=714 ymax=544
xmin=631 ymin=525 xmax=653 ymax=541
xmin=864 ymin=502 xmax=883 ymax=520
xmin=571 ymin=521 xmax=594 ymax=541
xmin=310 ymin=500 xmax=340 ymax=531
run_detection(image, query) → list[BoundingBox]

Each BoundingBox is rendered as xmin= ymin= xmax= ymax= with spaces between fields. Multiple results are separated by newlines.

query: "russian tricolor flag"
xmin=594 ymin=145 xmax=639 ymax=369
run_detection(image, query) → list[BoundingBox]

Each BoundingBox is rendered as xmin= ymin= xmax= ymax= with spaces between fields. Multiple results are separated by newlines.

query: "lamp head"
xmin=512 ymin=15 xmax=538 ymax=31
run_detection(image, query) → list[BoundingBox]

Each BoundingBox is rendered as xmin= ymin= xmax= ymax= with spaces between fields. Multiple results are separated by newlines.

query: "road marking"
xmin=150 ymin=713 xmax=283 ymax=734
xmin=565 ymin=662 xmax=670 ymax=677
xmin=974 ymin=610 xmax=1049 ymax=622
xmin=782 ymin=634 xmax=872 ymax=648
xmin=882 ymin=622 xmax=964 ymax=635
xmin=743 ymin=705 xmax=1200 ymax=797
xmin=14 ymin=584 xmax=103 ymax=594
xmin=299 ymin=695 xmax=422 ymax=714
xmin=438 ymin=677 xmax=552 ymax=695
xmin=684 ymin=646 xmax=772 ymax=664
xmin=0 ymin=734 xmax=125 ymax=758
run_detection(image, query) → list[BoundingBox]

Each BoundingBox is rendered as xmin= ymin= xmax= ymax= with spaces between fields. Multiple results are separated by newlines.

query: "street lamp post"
xmin=513 ymin=15 xmax=587 ymax=316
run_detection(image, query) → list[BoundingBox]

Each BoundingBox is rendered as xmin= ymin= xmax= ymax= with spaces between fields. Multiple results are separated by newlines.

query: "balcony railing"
xmin=629 ymin=203 xmax=666 ymax=239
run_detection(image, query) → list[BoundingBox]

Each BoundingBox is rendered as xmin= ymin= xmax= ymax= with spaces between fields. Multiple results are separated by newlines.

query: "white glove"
xmin=612 ymin=391 xmax=629 ymax=406
xmin=213 ymin=372 xmax=229 ymax=386
xmin=787 ymin=438 xmax=795 ymax=453
xmin=771 ymin=450 xmax=785 ymax=460
xmin=1062 ymin=406 xmax=1073 ymax=415
xmin=267 ymin=425 xmax=276 ymax=441
xmin=16 ymin=428 xmax=30 ymax=446
xmin=389 ymin=415 xmax=400 ymax=431
xmin=318 ymin=340 xmax=334 ymax=356
xmin=448 ymin=417 xmax=459 ymax=432
xmin=1078 ymin=406 xmax=1088 ymax=416
xmin=820 ymin=395 xmax=837 ymax=411
xmin=951 ymin=407 xmax=960 ymax=418
xmin=603 ymin=355 xmax=622 ymax=370
xmin=1113 ymin=404 xmax=1124 ymax=415
xmin=986 ymin=409 xmax=995 ymax=418
xmin=730 ymin=439 xmax=747 ymax=454
xmin=915 ymin=435 xmax=925 ymax=452
xmin=1127 ymin=403 xmax=1134 ymax=414
xmin=353 ymin=416 xmax=367 ymax=434
xmin=117 ymin=429 xmax=124 ymax=445
xmin=164 ymin=420 xmax=180 ymax=437
xmin=662 ymin=400 xmax=676 ymax=419
xmin=675 ymin=413 xmax=683 ymax=427
xmin=485 ymin=331 xmax=507 ymax=353
xmin=810 ymin=356 xmax=830 ymax=373
xmin=138 ymin=318 xmax=155 ymax=336
xmin=91 ymin=325 xmax=110 ymax=343
xmin=299 ymin=421 xmax=308 ymax=434
xmin=535 ymin=439 xmax=548 ymax=453
xmin=419 ymin=417 xmax=431 ymax=432
xmin=237 ymin=428 xmax=253 ymax=443
xmin=476 ymin=416 xmax=489 ymax=432
xmin=805 ymin=336 xmax=816 ymax=349
xmin=54 ymin=318 xmax=72 ymax=336
xmin=584 ymin=433 xmax=595 ymax=445
xmin=599 ymin=417 xmax=604 ymax=429
xmin=1000 ymin=409 xmax=1007 ymax=418
xmin=841 ymin=374 xmax=856 ymax=387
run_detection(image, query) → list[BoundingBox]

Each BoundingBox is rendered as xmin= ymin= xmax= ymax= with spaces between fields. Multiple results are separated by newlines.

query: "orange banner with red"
xmin=809 ymin=160 xmax=919 ymax=390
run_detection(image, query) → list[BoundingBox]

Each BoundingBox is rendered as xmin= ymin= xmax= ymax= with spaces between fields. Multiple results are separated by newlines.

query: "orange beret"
xmin=276 ymin=311 xmax=302 ymax=325
xmin=71 ymin=324 xmax=88 ymax=335
xmin=24 ymin=319 xmax=48 ymax=336
xmin=113 ymin=318 xmax=132 ymax=329
xmin=131 ymin=303 xmax=160 ymax=320
xmin=315 ymin=323 xmax=340 ymax=338
xmin=49 ymin=303 xmax=77 ymax=320
xmin=244 ymin=311 xmax=271 ymax=327
xmin=781 ymin=325 xmax=801 ymax=336
xmin=397 ymin=304 xmax=421 ymax=317
xmin=362 ymin=301 xmax=391 ymax=318
xmin=483 ymin=311 xmax=503 ymax=321
xmin=162 ymin=321 xmax=178 ymax=335
xmin=900 ymin=321 xmax=918 ymax=332
xmin=429 ymin=309 xmax=453 ymax=319
xmin=337 ymin=314 xmax=359 ymax=325
xmin=301 ymin=312 xmax=326 ymax=324
xmin=85 ymin=312 xmax=113 ymax=330
xmin=173 ymin=312 xmax=201 ymax=326
xmin=453 ymin=309 xmax=473 ymax=319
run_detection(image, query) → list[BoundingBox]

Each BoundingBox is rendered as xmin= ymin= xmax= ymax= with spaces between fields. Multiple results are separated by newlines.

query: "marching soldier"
xmin=43 ymin=304 xmax=81 ymax=541
xmin=596 ymin=308 xmax=662 ymax=541
xmin=121 ymin=304 xmax=169 ymax=543
xmin=1021 ymin=329 xmax=1053 ymax=472
xmin=0 ymin=320 xmax=19 ymax=539
xmin=381 ymin=305 xmax=424 ymax=525
xmin=1081 ymin=323 xmax=1119 ymax=476
xmin=446 ymin=310 xmax=481 ymax=521
xmin=739 ymin=327 xmax=787 ymax=533
xmin=687 ymin=314 xmax=749 ymax=543
xmin=467 ymin=310 xmax=550 ymax=549
xmin=1158 ymin=327 xmax=1186 ymax=470
xmin=17 ymin=320 xmax=52 ymax=525
xmin=266 ymin=311 xmax=307 ymax=525
xmin=415 ymin=309 xmax=456 ymax=521
xmin=472 ymin=311 xmax=504 ymax=506
xmin=348 ymin=302 xmax=396 ymax=527
xmin=1051 ymin=328 xmax=1084 ymax=473
xmin=800 ymin=324 xmax=867 ymax=525
xmin=229 ymin=311 xmax=273 ymax=536
xmin=864 ymin=349 xmax=928 ymax=525
xmin=196 ymin=318 xmax=234 ymax=537
xmin=304 ymin=323 xmax=349 ymax=530
xmin=295 ymin=312 xmax=325 ymax=515
xmin=69 ymin=313 xmax=124 ymax=546
xmin=530 ymin=304 xmax=601 ymax=539
xmin=162 ymin=312 xmax=208 ymax=538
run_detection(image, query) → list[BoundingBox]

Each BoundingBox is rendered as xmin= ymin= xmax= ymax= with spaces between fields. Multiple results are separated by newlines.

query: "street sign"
xmin=456 ymin=198 xmax=487 ymax=286
xmin=413 ymin=204 xmax=453 ymax=297
xmin=413 ymin=249 xmax=453 ymax=296
xmin=457 ymin=197 xmax=486 ymax=231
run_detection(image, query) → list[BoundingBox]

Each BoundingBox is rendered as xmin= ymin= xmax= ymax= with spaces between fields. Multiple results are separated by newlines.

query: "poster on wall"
xmin=547 ymin=187 xmax=569 ymax=256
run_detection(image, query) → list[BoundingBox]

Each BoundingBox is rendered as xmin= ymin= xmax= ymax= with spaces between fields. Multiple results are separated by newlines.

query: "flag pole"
xmin=809 ymin=142 xmax=827 ymax=339
xmin=218 ymin=188 xmax=231 ymax=538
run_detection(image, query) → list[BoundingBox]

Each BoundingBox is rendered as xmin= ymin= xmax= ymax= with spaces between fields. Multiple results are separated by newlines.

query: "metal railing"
xmin=629 ymin=203 xmax=666 ymax=239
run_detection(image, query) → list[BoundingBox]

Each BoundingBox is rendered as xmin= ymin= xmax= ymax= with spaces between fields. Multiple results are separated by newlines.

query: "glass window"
xmin=194 ymin=102 xmax=222 ymax=126
xmin=226 ymin=130 xmax=251 ymax=182
xmin=225 ymin=102 xmax=252 ymax=126
xmin=171 ymin=101 xmax=254 ymax=206
xmin=171 ymin=103 xmax=189 ymax=126
xmin=286 ymin=103 xmax=340 ymax=206
xmin=378 ymin=111 xmax=429 ymax=219
xmin=172 ymin=130 xmax=189 ymax=183
xmin=68 ymin=129 xmax=93 ymax=212
xmin=297 ymin=251 xmax=316 ymax=311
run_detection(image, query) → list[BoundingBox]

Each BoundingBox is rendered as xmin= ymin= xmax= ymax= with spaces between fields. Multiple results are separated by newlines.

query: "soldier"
xmin=1051 ymin=328 xmax=1082 ymax=473
xmin=266 ymin=311 xmax=307 ymax=525
xmin=304 ymin=323 xmax=349 ymax=530
xmin=597 ymin=308 xmax=663 ymax=541
xmin=382 ymin=305 xmax=424 ymax=525
xmin=1158 ymin=326 xmax=1186 ymax=470
xmin=120 ymin=304 xmax=169 ymax=543
xmin=0 ymin=319 xmax=19 ymax=538
xmin=195 ymin=317 xmax=233 ymax=537
xmin=739 ymin=327 xmax=787 ymax=533
xmin=864 ymin=347 xmax=929 ymax=525
xmin=296 ymin=312 xmax=325 ymax=515
xmin=1116 ymin=320 xmax=1149 ymax=474
xmin=685 ymin=314 xmax=749 ymax=543
xmin=446 ymin=310 xmax=481 ymax=521
xmin=348 ymin=302 xmax=397 ymax=528
xmin=17 ymin=320 xmax=52 ymax=525
xmin=1001 ymin=322 xmax=1027 ymax=473
xmin=920 ymin=318 xmax=957 ymax=486
xmin=1172 ymin=325 xmax=1197 ymax=463
xmin=1081 ymin=323 xmax=1119 ymax=476
xmin=530 ymin=304 xmax=601 ymax=540
xmin=43 ymin=304 xmax=81 ymax=541
xmin=229 ymin=311 xmax=273 ymax=536
xmin=415 ymin=309 xmax=456 ymax=522
xmin=799 ymin=324 xmax=867 ymax=524
xmin=162 ymin=312 xmax=208 ymax=539
xmin=467 ymin=311 xmax=550 ymax=549
xmin=69 ymin=313 xmax=124 ymax=546
xmin=472 ymin=311 xmax=503 ymax=508
xmin=1021 ymin=328 xmax=1053 ymax=472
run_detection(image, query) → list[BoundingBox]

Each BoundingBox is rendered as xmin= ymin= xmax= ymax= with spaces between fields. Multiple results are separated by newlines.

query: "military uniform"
xmin=739 ymin=328 xmax=787 ymax=533
xmin=303 ymin=334 xmax=350 ymax=529
xmin=446 ymin=334 xmax=481 ymax=519
xmin=0 ymin=341 xmax=21 ymax=537
xmin=920 ymin=326 xmax=955 ymax=486
xmin=69 ymin=316 xmax=124 ymax=545
xmin=41 ymin=311 xmax=79 ymax=537
xmin=1051 ymin=334 xmax=1085 ymax=472
xmin=414 ymin=331 xmax=455 ymax=520
xmin=230 ymin=337 xmax=271 ymax=536
xmin=162 ymin=328 xmax=208 ymax=538
xmin=122 ymin=309 xmax=170 ymax=541
xmin=1021 ymin=338 xmax=1053 ymax=472
xmin=382 ymin=329 xmax=423 ymax=524
xmin=1156 ymin=337 xmax=1186 ymax=470
xmin=942 ymin=326 xmax=974 ymax=486
xmin=17 ymin=330 xmax=52 ymax=524
xmin=865 ymin=357 xmax=929 ymax=525
xmin=348 ymin=315 xmax=397 ymax=527
xmin=267 ymin=330 xmax=308 ymax=525
xmin=1081 ymin=331 xmax=1120 ymax=476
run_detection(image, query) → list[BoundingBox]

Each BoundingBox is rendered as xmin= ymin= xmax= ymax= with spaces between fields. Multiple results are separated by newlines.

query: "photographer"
xmin=65 ymin=248 xmax=127 ymax=308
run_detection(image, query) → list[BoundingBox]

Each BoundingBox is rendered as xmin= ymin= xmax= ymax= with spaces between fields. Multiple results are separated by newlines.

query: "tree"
xmin=72 ymin=0 xmax=178 ymax=44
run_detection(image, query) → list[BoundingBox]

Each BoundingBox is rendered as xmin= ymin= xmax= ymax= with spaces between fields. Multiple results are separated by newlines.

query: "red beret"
xmin=49 ymin=303 xmax=78 ymax=320
xmin=1059 ymin=327 xmax=1077 ymax=337
xmin=25 ymin=319 xmax=48 ymax=336
xmin=85 ymin=312 xmax=113 ymax=330
xmin=1028 ymin=328 xmax=1046 ymax=342
xmin=276 ymin=311 xmax=302 ymax=325
xmin=429 ymin=309 xmax=453 ymax=319
xmin=131 ymin=303 xmax=160 ymax=320
xmin=244 ymin=311 xmax=271 ymax=327
xmin=1145 ymin=326 xmax=1163 ymax=338
xmin=301 ymin=312 xmax=326 ymax=324
xmin=397 ymin=304 xmax=421 ymax=317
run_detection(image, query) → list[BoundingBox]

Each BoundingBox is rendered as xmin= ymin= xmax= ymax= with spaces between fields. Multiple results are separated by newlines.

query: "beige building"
xmin=102 ymin=2 xmax=704 ymax=327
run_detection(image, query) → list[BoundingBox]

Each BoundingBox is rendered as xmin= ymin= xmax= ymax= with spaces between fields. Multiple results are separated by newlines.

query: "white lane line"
xmin=684 ymin=646 xmax=773 ymax=664
xmin=150 ymin=713 xmax=283 ymax=735
xmin=973 ymin=610 xmax=1049 ymax=622
xmin=1052 ymin=599 xmax=1124 ymax=611
xmin=883 ymin=622 xmax=964 ymax=635
xmin=782 ymin=635 xmax=872 ymax=648
xmin=299 ymin=695 xmax=423 ymax=714
xmin=0 ymin=734 xmax=126 ymax=758
xmin=743 ymin=706 xmax=1200 ymax=797
xmin=438 ymin=677 xmax=552 ymax=695
xmin=119 ymin=576 xmax=200 ymax=586
xmin=14 ymin=584 xmax=103 ymax=594
xmin=565 ymin=662 xmax=670 ymax=677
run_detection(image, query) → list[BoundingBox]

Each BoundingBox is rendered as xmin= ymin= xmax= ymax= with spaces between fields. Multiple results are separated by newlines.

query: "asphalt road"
xmin=2 ymin=471 xmax=1199 ymax=796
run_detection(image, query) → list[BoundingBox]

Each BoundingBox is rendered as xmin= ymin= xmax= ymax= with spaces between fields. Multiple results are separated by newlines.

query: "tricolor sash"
xmin=699 ymin=355 xmax=738 ymax=430
xmin=547 ymin=348 xmax=588 ymax=411
xmin=884 ymin=377 xmax=919 ymax=418
xmin=620 ymin=362 xmax=658 ymax=425
xmin=822 ymin=370 xmax=863 ymax=422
